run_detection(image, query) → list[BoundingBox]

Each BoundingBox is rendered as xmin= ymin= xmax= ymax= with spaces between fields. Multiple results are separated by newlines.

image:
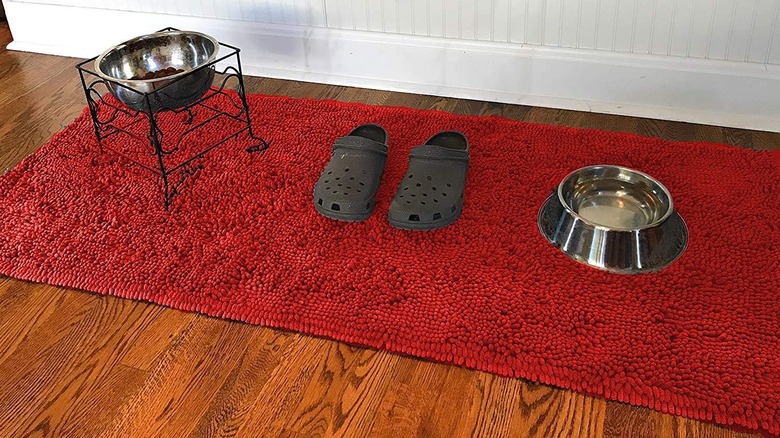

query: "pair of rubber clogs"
xmin=313 ymin=124 xmax=469 ymax=230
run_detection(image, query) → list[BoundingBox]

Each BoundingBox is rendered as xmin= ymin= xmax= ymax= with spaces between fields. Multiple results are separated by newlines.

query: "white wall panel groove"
xmin=8 ymin=0 xmax=780 ymax=63
xmin=5 ymin=0 xmax=780 ymax=131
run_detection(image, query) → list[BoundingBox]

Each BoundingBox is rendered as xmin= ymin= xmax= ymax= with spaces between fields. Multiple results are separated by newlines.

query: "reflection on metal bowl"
xmin=538 ymin=165 xmax=688 ymax=274
xmin=94 ymin=30 xmax=219 ymax=113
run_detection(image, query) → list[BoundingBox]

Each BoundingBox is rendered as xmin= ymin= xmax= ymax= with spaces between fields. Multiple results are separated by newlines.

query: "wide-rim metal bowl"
xmin=538 ymin=165 xmax=688 ymax=274
xmin=94 ymin=30 xmax=219 ymax=112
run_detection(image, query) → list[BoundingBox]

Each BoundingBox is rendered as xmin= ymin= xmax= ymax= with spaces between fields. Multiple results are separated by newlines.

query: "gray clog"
xmin=314 ymin=124 xmax=388 ymax=222
xmin=388 ymin=131 xmax=469 ymax=230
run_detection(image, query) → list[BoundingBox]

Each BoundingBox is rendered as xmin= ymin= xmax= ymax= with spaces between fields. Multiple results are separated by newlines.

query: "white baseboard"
xmin=6 ymin=1 xmax=780 ymax=132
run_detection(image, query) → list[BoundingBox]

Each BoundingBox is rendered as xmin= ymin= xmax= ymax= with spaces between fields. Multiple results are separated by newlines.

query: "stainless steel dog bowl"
xmin=94 ymin=30 xmax=219 ymax=112
xmin=538 ymin=165 xmax=688 ymax=274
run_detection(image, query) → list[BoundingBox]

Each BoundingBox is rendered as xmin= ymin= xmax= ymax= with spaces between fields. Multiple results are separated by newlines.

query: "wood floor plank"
xmin=0 ymin=53 xmax=84 ymax=170
xmin=101 ymin=317 xmax=262 ymax=437
xmin=750 ymin=130 xmax=780 ymax=151
xmin=56 ymin=364 xmax=149 ymax=437
xmin=603 ymin=402 xmax=757 ymax=438
xmin=693 ymin=124 xmax=727 ymax=145
xmin=0 ymin=290 xmax=159 ymax=436
xmin=237 ymin=340 xmax=401 ymax=437
xmin=0 ymin=283 xmax=73 ymax=363
xmin=551 ymin=391 xmax=606 ymax=438
xmin=367 ymin=360 xmax=447 ymax=437
xmin=119 ymin=306 xmax=195 ymax=371
xmin=188 ymin=329 xmax=297 ymax=437
xmin=234 ymin=338 xmax=332 ymax=436
xmin=468 ymin=377 xmax=533 ymax=438
xmin=423 ymin=367 xmax=499 ymax=437
xmin=0 ymin=21 xmax=769 ymax=438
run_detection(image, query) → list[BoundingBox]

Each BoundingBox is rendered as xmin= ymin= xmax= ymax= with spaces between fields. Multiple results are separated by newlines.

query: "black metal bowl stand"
xmin=76 ymin=28 xmax=270 ymax=209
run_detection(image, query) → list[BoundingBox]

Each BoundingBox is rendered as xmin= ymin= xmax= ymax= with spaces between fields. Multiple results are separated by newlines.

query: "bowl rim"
xmin=93 ymin=30 xmax=220 ymax=86
xmin=556 ymin=164 xmax=675 ymax=232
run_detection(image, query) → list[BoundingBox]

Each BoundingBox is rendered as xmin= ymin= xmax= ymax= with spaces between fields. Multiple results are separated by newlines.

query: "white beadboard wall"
xmin=325 ymin=0 xmax=780 ymax=64
xmin=10 ymin=0 xmax=780 ymax=64
xmin=5 ymin=0 xmax=780 ymax=130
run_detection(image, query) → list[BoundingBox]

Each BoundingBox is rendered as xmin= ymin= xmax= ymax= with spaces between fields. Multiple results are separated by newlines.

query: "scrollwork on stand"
xmin=75 ymin=31 xmax=270 ymax=210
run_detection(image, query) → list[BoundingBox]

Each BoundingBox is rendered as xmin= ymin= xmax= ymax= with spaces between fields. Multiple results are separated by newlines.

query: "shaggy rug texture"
xmin=1 ymin=92 xmax=778 ymax=436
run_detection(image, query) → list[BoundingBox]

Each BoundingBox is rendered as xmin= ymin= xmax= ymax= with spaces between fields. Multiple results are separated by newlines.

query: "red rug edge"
xmin=1 ymin=261 xmax=776 ymax=438
xmin=3 ymin=96 xmax=779 ymax=437
xmin=264 ymin=93 xmax=769 ymax=152
xmin=26 ymin=92 xmax=779 ymax=161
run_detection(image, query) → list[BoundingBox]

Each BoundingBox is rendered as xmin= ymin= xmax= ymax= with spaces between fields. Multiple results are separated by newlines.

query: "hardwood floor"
xmin=0 ymin=22 xmax=775 ymax=438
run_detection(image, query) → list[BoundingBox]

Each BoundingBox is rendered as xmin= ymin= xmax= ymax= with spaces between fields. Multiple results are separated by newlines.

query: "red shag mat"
xmin=1 ymin=93 xmax=779 ymax=436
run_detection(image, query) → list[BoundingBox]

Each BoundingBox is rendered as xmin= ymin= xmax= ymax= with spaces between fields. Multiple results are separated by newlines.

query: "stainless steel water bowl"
xmin=94 ymin=30 xmax=219 ymax=112
xmin=538 ymin=165 xmax=688 ymax=274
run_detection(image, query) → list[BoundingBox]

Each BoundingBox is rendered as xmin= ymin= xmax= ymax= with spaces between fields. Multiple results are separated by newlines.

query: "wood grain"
xmin=0 ymin=22 xmax=774 ymax=438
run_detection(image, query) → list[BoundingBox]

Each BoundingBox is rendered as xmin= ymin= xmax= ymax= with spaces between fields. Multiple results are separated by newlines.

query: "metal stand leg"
xmin=79 ymin=69 xmax=104 ymax=152
xmin=236 ymin=54 xmax=270 ymax=154
xmin=144 ymin=106 xmax=174 ymax=210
